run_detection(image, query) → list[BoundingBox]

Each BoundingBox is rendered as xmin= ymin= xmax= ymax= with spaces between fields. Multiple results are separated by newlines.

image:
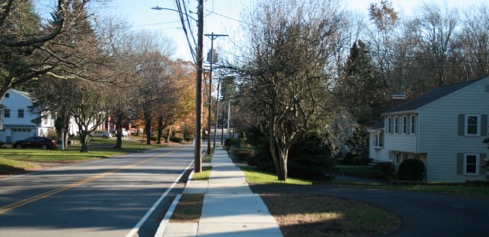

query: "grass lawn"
xmin=240 ymin=166 xmax=312 ymax=185
xmin=383 ymin=184 xmax=489 ymax=200
xmin=191 ymin=166 xmax=212 ymax=180
xmin=0 ymin=137 xmax=164 ymax=174
xmin=169 ymin=194 xmax=204 ymax=223
xmin=241 ymin=167 xmax=400 ymax=237
xmin=261 ymin=193 xmax=400 ymax=237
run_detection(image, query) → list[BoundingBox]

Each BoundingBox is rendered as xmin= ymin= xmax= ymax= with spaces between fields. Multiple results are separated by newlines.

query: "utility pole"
xmin=205 ymin=32 xmax=227 ymax=150
xmin=195 ymin=0 xmax=204 ymax=173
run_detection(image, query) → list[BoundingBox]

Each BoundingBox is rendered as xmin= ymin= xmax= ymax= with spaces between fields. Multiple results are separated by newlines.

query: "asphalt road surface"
xmin=251 ymin=184 xmax=489 ymax=237
xmin=0 ymin=145 xmax=194 ymax=237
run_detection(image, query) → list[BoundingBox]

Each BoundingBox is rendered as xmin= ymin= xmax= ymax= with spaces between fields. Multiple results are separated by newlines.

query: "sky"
xmin=64 ymin=0 xmax=489 ymax=61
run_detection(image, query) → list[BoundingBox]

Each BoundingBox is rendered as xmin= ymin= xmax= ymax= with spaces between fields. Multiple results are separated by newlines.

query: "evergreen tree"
xmin=337 ymin=40 xmax=389 ymax=159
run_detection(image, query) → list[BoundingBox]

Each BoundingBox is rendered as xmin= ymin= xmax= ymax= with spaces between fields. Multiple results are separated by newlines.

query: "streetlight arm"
xmin=151 ymin=6 xmax=197 ymax=21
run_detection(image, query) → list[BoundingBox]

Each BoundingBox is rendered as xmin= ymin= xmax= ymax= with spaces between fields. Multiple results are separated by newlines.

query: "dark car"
xmin=13 ymin=136 xmax=58 ymax=150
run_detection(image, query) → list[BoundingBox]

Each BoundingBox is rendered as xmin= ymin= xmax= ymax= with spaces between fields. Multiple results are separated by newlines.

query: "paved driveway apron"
xmin=251 ymin=184 xmax=489 ymax=237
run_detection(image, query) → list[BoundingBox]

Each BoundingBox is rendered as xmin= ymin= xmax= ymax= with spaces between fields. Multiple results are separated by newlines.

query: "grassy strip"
xmin=169 ymin=194 xmax=204 ymax=223
xmin=0 ymin=138 xmax=161 ymax=173
xmin=261 ymin=193 xmax=400 ymax=237
xmin=240 ymin=166 xmax=312 ymax=185
xmin=0 ymin=157 xmax=41 ymax=174
xmin=191 ymin=166 xmax=212 ymax=180
xmin=202 ymin=154 xmax=212 ymax=163
xmin=334 ymin=165 xmax=379 ymax=175
xmin=383 ymin=184 xmax=489 ymax=200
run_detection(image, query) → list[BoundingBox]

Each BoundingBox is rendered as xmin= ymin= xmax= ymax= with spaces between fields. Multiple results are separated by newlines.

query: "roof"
xmin=385 ymin=77 xmax=485 ymax=114
xmin=10 ymin=88 xmax=32 ymax=100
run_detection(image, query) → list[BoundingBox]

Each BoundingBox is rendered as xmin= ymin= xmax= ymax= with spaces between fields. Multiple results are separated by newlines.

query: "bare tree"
xmin=236 ymin=0 xmax=344 ymax=180
xmin=0 ymin=0 xmax=95 ymax=99
xmin=130 ymin=31 xmax=176 ymax=144
xmin=454 ymin=5 xmax=489 ymax=80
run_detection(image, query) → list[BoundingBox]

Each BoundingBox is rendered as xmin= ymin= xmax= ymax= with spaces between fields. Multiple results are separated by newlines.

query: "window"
xmin=464 ymin=154 xmax=479 ymax=175
xmin=394 ymin=117 xmax=399 ymax=134
xmin=18 ymin=109 xmax=24 ymax=118
xmin=410 ymin=115 xmax=416 ymax=135
xmin=402 ymin=116 xmax=408 ymax=135
xmin=465 ymin=115 xmax=480 ymax=136
xmin=5 ymin=93 xmax=9 ymax=98
xmin=386 ymin=117 xmax=392 ymax=134
xmin=395 ymin=153 xmax=402 ymax=165
xmin=4 ymin=109 xmax=10 ymax=118
xmin=374 ymin=132 xmax=383 ymax=148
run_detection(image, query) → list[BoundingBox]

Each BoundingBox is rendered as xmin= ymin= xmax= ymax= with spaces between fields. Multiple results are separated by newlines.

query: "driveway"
xmin=251 ymin=184 xmax=489 ymax=237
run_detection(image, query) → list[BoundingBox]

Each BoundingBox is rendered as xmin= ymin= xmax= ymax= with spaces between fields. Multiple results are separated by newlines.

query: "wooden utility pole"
xmin=195 ymin=0 xmax=204 ymax=173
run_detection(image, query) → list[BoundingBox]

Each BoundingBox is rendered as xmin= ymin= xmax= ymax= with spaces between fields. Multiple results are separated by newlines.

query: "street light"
xmin=151 ymin=1 xmax=204 ymax=173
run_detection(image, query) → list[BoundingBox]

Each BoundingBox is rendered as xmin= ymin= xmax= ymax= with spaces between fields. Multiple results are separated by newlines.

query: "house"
xmin=0 ymin=89 xmax=56 ymax=143
xmin=369 ymin=76 xmax=489 ymax=183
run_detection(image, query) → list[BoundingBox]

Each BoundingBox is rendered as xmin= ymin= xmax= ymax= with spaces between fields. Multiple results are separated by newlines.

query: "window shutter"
xmin=481 ymin=114 xmax=488 ymax=136
xmin=480 ymin=153 xmax=486 ymax=175
xmin=458 ymin=114 xmax=465 ymax=136
xmin=457 ymin=153 xmax=464 ymax=175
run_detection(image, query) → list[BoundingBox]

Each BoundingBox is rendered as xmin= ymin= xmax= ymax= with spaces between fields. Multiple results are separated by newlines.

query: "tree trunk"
xmin=63 ymin=122 xmax=69 ymax=148
xmin=114 ymin=114 xmax=123 ymax=149
xmin=79 ymin=130 xmax=90 ymax=152
xmin=165 ymin=127 xmax=172 ymax=143
xmin=157 ymin=115 xmax=163 ymax=144
xmin=145 ymin=117 xmax=151 ymax=145
xmin=268 ymin=134 xmax=289 ymax=181
xmin=278 ymin=148 xmax=288 ymax=181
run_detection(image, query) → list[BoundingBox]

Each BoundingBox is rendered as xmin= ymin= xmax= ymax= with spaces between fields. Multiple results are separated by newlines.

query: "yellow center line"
xmin=0 ymin=152 xmax=173 ymax=215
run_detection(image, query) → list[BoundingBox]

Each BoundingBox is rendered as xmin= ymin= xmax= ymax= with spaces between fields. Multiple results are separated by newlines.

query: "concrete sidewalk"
xmin=159 ymin=146 xmax=283 ymax=237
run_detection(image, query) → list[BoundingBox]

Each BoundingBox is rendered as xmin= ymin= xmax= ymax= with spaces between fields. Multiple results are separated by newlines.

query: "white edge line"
xmin=153 ymin=194 xmax=182 ymax=237
xmin=126 ymin=160 xmax=195 ymax=237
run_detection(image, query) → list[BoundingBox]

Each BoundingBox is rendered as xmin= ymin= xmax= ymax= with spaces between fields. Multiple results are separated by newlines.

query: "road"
xmin=0 ymin=145 xmax=194 ymax=237
xmin=251 ymin=184 xmax=489 ymax=237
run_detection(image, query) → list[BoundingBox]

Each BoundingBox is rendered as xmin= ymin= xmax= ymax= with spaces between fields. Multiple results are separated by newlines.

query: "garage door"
xmin=11 ymin=128 xmax=34 ymax=143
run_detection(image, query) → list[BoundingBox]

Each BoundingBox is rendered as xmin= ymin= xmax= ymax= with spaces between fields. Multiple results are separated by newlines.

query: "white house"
xmin=369 ymin=76 xmax=489 ymax=183
xmin=0 ymin=89 xmax=56 ymax=143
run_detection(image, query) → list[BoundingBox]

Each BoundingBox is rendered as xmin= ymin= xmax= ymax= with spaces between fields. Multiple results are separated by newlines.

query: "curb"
xmin=153 ymin=170 xmax=195 ymax=237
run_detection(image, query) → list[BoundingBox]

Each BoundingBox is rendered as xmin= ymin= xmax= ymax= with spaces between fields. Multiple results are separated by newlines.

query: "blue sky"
xmin=37 ymin=0 xmax=489 ymax=61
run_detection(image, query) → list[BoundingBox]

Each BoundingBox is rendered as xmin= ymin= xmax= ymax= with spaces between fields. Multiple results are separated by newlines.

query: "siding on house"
xmin=370 ymin=76 xmax=489 ymax=183
xmin=417 ymin=79 xmax=489 ymax=182
xmin=0 ymin=89 xmax=56 ymax=143
xmin=383 ymin=113 xmax=419 ymax=154
xmin=369 ymin=131 xmax=389 ymax=162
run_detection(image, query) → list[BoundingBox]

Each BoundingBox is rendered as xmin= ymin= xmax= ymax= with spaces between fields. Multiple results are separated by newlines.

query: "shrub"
xmin=224 ymin=138 xmax=235 ymax=149
xmin=352 ymin=157 xmax=371 ymax=166
xmin=170 ymin=136 xmax=183 ymax=143
xmin=288 ymin=134 xmax=335 ymax=180
xmin=398 ymin=159 xmax=425 ymax=181
xmin=247 ymin=131 xmax=335 ymax=181
xmin=234 ymin=150 xmax=254 ymax=163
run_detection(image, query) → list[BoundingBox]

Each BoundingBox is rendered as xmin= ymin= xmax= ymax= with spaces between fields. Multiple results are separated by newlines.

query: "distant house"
xmin=0 ymin=89 xmax=56 ymax=143
xmin=369 ymin=76 xmax=489 ymax=183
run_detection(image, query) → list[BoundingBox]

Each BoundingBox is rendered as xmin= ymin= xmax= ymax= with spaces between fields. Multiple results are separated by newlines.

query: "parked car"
xmin=13 ymin=136 xmax=58 ymax=150
xmin=90 ymin=131 xmax=112 ymax=139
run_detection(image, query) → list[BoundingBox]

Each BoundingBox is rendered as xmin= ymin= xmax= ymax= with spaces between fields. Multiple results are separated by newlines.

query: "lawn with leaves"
xmin=261 ymin=193 xmax=400 ymax=237
xmin=242 ymin=167 xmax=400 ymax=236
